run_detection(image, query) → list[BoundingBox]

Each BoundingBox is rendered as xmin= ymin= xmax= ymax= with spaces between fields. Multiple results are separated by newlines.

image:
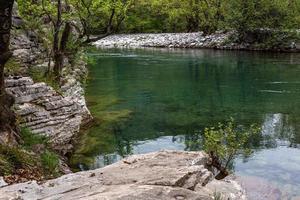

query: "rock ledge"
xmin=5 ymin=76 xmax=91 ymax=154
xmin=0 ymin=150 xmax=246 ymax=200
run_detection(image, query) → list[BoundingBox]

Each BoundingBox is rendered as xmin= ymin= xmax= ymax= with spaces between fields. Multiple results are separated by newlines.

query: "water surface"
xmin=73 ymin=48 xmax=300 ymax=198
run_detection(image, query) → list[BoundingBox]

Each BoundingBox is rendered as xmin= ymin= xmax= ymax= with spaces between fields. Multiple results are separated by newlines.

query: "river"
xmin=71 ymin=48 xmax=300 ymax=199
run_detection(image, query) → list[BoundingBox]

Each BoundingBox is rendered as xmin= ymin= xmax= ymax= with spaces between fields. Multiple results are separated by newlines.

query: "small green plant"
xmin=0 ymin=128 xmax=61 ymax=179
xmin=28 ymin=67 xmax=60 ymax=92
xmin=20 ymin=128 xmax=48 ymax=149
xmin=4 ymin=57 xmax=22 ymax=75
xmin=41 ymin=150 xmax=59 ymax=174
xmin=0 ymin=145 xmax=37 ymax=176
xmin=204 ymin=118 xmax=260 ymax=180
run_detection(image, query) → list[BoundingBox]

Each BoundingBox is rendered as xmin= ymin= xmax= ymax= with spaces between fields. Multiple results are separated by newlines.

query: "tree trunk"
xmin=208 ymin=152 xmax=229 ymax=180
xmin=60 ymin=22 xmax=71 ymax=53
xmin=53 ymin=0 xmax=62 ymax=81
xmin=0 ymin=0 xmax=19 ymax=145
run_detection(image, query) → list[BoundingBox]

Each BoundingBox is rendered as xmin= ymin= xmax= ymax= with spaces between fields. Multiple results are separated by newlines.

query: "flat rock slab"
xmin=0 ymin=150 xmax=246 ymax=200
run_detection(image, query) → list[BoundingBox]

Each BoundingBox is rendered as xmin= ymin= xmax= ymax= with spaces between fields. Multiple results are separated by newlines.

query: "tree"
xmin=203 ymin=119 xmax=260 ymax=180
xmin=17 ymin=0 xmax=74 ymax=80
xmin=17 ymin=0 xmax=131 ymax=80
xmin=71 ymin=0 xmax=132 ymax=43
xmin=123 ymin=0 xmax=226 ymax=34
xmin=226 ymin=0 xmax=300 ymax=41
xmin=0 ymin=0 xmax=19 ymax=144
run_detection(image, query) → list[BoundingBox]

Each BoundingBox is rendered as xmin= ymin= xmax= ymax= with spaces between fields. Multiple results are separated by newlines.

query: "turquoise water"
xmin=77 ymin=48 xmax=300 ymax=198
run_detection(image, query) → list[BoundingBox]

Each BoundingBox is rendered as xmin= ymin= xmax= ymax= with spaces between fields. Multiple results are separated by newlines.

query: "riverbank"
xmin=0 ymin=150 xmax=246 ymax=200
xmin=0 ymin=24 xmax=92 ymax=183
xmin=93 ymin=31 xmax=300 ymax=52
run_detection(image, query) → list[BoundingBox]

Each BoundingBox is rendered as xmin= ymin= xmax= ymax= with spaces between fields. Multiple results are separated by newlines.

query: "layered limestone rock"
xmin=0 ymin=150 xmax=246 ymax=200
xmin=60 ymin=60 xmax=91 ymax=125
xmin=6 ymin=7 xmax=92 ymax=154
xmin=5 ymin=76 xmax=90 ymax=154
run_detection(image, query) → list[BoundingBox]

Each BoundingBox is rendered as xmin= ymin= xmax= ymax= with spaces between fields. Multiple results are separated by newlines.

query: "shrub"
xmin=0 ymin=145 xmax=36 ymax=176
xmin=204 ymin=118 xmax=260 ymax=180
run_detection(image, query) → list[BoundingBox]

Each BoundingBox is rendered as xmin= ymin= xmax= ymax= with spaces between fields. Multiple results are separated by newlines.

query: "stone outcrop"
xmin=5 ymin=17 xmax=92 ymax=153
xmin=93 ymin=31 xmax=300 ymax=52
xmin=60 ymin=60 xmax=91 ymax=125
xmin=5 ymin=76 xmax=90 ymax=154
xmin=0 ymin=150 xmax=246 ymax=200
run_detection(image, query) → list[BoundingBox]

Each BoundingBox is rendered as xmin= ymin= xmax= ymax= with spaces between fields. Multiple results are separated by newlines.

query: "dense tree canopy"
xmin=122 ymin=0 xmax=300 ymax=34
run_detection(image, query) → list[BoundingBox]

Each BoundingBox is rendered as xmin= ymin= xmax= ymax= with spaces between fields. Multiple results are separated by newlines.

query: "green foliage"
xmin=226 ymin=0 xmax=300 ymax=39
xmin=20 ymin=128 xmax=60 ymax=175
xmin=4 ymin=57 xmax=22 ymax=75
xmin=71 ymin=0 xmax=132 ymax=36
xmin=41 ymin=150 xmax=59 ymax=174
xmin=0 ymin=128 xmax=60 ymax=178
xmin=0 ymin=145 xmax=36 ymax=176
xmin=204 ymin=118 xmax=260 ymax=172
xmin=20 ymin=128 xmax=48 ymax=149
xmin=28 ymin=67 xmax=60 ymax=92
xmin=120 ymin=0 xmax=300 ymax=35
xmin=17 ymin=0 xmax=300 ymax=47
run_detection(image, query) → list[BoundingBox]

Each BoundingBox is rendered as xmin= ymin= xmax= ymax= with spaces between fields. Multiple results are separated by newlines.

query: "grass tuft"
xmin=20 ymin=127 xmax=48 ymax=149
xmin=41 ymin=150 xmax=59 ymax=174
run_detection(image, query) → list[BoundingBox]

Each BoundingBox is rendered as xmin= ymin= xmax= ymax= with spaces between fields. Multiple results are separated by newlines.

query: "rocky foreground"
xmin=0 ymin=150 xmax=246 ymax=200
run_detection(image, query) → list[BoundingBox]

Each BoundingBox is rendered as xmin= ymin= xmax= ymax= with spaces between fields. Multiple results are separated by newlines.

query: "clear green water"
xmin=72 ymin=48 xmax=300 ymax=198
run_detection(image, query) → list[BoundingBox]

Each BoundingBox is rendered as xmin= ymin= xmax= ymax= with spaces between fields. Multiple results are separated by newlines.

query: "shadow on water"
xmin=71 ymin=48 xmax=300 ymax=198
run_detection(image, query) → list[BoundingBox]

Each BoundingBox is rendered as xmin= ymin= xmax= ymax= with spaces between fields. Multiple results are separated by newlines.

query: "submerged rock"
xmin=0 ymin=150 xmax=246 ymax=200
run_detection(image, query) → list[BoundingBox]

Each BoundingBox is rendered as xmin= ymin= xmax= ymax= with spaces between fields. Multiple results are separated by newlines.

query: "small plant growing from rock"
xmin=204 ymin=118 xmax=260 ymax=180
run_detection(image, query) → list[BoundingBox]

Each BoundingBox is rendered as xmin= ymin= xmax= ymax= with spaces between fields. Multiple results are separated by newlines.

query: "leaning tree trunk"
xmin=208 ymin=152 xmax=229 ymax=180
xmin=0 ymin=0 xmax=19 ymax=145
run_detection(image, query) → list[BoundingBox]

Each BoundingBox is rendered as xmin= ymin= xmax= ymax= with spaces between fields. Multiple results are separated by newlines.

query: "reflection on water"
xmin=261 ymin=114 xmax=294 ymax=147
xmin=236 ymin=147 xmax=300 ymax=198
xmin=73 ymin=48 xmax=300 ymax=198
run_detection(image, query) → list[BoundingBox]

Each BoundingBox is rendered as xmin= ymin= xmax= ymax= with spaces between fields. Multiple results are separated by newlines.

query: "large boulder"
xmin=0 ymin=150 xmax=246 ymax=200
xmin=4 ymin=76 xmax=91 ymax=154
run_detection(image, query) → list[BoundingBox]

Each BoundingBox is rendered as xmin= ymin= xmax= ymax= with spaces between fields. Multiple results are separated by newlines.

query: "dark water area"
xmin=72 ymin=48 xmax=300 ymax=198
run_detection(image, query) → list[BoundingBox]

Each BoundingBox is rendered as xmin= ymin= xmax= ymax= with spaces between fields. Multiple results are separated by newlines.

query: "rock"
xmin=0 ymin=177 xmax=8 ymax=188
xmin=0 ymin=150 xmax=246 ymax=200
xmin=4 ymin=76 xmax=91 ymax=154
xmin=93 ymin=32 xmax=231 ymax=49
xmin=93 ymin=31 xmax=300 ymax=52
xmin=201 ymin=175 xmax=247 ymax=200
xmin=60 ymin=62 xmax=92 ymax=125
